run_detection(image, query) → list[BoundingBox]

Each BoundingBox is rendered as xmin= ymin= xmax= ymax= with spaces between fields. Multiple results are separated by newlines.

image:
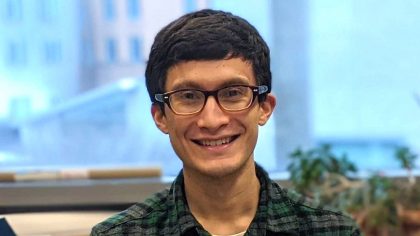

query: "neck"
xmin=183 ymin=160 xmax=260 ymax=235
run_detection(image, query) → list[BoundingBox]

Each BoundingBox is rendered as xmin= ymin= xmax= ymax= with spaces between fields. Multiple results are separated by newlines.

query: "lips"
xmin=193 ymin=135 xmax=239 ymax=147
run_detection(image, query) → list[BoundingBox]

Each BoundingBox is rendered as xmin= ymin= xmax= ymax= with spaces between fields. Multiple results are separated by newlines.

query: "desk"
xmin=0 ymin=178 xmax=171 ymax=213
xmin=3 ymin=211 xmax=116 ymax=236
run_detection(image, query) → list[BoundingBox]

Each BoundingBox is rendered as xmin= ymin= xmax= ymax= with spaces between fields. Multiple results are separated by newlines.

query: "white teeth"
xmin=199 ymin=137 xmax=232 ymax=146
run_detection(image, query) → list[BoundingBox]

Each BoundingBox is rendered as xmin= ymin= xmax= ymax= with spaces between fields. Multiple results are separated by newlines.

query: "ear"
xmin=151 ymin=104 xmax=169 ymax=134
xmin=258 ymin=94 xmax=276 ymax=126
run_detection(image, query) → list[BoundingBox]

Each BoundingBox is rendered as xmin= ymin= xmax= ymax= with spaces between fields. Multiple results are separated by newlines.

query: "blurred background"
xmin=0 ymin=0 xmax=419 ymax=176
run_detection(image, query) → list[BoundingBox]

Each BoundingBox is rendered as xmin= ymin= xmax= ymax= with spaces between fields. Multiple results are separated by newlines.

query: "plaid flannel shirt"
xmin=91 ymin=164 xmax=361 ymax=235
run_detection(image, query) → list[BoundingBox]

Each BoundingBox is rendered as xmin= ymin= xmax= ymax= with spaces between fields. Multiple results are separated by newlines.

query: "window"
xmin=309 ymin=1 xmax=420 ymax=173
xmin=129 ymin=37 xmax=141 ymax=62
xmin=106 ymin=38 xmax=117 ymax=63
xmin=319 ymin=139 xmax=402 ymax=171
xmin=0 ymin=1 xmax=418 ymax=180
xmin=126 ymin=0 xmax=140 ymax=20
xmin=103 ymin=0 xmax=116 ymax=21
xmin=79 ymin=3 xmax=88 ymax=25
xmin=184 ymin=0 xmax=197 ymax=13
xmin=38 ymin=0 xmax=59 ymax=22
xmin=3 ymin=0 xmax=22 ymax=21
xmin=82 ymin=40 xmax=94 ymax=65
xmin=6 ymin=41 xmax=26 ymax=66
xmin=8 ymin=96 xmax=31 ymax=123
xmin=44 ymin=41 xmax=62 ymax=64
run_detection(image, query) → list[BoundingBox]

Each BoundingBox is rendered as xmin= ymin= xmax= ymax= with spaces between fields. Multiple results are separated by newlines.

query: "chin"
xmin=191 ymin=157 xmax=252 ymax=178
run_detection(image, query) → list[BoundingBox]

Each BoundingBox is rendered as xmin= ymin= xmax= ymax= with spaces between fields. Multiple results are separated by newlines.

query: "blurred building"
xmin=0 ymin=0 xmax=82 ymax=122
xmin=0 ymin=0 xmax=83 ymax=165
xmin=79 ymin=0 xmax=207 ymax=87
xmin=0 ymin=0 xmax=209 ymax=124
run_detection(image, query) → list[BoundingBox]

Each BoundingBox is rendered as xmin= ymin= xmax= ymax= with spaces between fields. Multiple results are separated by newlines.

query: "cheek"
xmin=167 ymin=123 xmax=190 ymax=155
xmin=243 ymin=111 xmax=262 ymax=140
xmin=247 ymin=123 xmax=259 ymax=143
xmin=243 ymin=107 xmax=262 ymax=127
xmin=166 ymin=117 xmax=192 ymax=142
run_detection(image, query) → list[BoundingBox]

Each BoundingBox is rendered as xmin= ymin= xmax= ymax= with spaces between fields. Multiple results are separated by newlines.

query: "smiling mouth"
xmin=193 ymin=135 xmax=240 ymax=147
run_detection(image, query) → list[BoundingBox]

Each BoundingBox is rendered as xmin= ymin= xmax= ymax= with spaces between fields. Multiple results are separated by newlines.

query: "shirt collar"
xmin=169 ymin=170 xmax=207 ymax=235
xmin=255 ymin=165 xmax=299 ymax=234
xmin=248 ymin=164 xmax=299 ymax=234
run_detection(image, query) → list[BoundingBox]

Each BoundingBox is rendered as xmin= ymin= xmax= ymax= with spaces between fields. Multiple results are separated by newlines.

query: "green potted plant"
xmin=393 ymin=146 xmax=420 ymax=235
xmin=287 ymin=144 xmax=420 ymax=236
xmin=287 ymin=144 xmax=357 ymax=199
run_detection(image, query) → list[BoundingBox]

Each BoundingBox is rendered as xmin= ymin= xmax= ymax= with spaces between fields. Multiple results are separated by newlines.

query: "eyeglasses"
xmin=154 ymin=85 xmax=268 ymax=115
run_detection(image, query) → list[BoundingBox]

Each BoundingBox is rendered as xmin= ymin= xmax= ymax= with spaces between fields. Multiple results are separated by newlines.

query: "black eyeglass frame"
xmin=154 ymin=85 xmax=269 ymax=115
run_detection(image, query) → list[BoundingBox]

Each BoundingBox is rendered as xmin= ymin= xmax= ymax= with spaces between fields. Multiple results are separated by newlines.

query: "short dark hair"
xmin=145 ymin=9 xmax=271 ymax=104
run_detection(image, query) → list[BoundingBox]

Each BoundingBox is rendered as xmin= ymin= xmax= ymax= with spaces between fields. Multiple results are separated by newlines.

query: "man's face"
xmin=152 ymin=58 xmax=275 ymax=178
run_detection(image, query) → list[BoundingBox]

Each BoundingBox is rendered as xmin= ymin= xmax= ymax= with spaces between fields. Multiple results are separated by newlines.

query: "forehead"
xmin=165 ymin=58 xmax=256 ymax=91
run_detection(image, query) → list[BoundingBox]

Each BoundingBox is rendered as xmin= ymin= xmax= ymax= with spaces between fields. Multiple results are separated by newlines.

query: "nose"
xmin=196 ymin=96 xmax=230 ymax=131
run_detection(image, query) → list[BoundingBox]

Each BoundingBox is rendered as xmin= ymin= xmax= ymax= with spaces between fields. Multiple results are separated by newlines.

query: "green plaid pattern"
xmin=91 ymin=164 xmax=361 ymax=235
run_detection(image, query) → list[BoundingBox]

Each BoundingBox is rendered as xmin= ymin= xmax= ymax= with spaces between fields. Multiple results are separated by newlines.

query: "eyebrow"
xmin=170 ymin=77 xmax=251 ymax=91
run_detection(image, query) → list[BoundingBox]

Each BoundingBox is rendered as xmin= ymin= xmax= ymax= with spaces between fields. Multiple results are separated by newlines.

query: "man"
xmin=91 ymin=9 xmax=360 ymax=236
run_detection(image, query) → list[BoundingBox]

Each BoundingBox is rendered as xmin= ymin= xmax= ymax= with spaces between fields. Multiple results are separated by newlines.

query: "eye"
xmin=220 ymin=86 xmax=247 ymax=99
xmin=172 ymin=90 xmax=203 ymax=102
xmin=180 ymin=91 xmax=198 ymax=99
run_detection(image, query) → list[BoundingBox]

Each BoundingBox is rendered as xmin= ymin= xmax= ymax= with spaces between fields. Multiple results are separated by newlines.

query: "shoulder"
xmin=90 ymin=189 xmax=171 ymax=236
xmin=270 ymin=182 xmax=361 ymax=235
